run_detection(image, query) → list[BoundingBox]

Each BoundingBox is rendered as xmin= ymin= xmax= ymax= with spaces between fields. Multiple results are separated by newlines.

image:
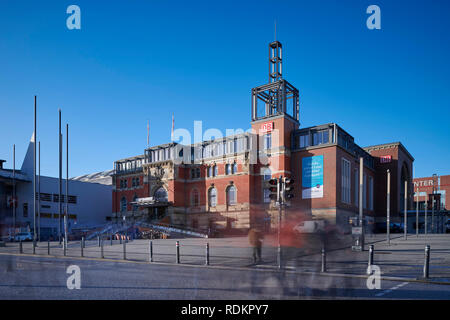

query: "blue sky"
xmin=0 ymin=0 xmax=449 ymax=178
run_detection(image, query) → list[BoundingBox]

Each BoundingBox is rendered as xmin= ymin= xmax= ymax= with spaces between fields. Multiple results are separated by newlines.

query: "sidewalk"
xmin=1 ymin=233 xmax=449 ymax=282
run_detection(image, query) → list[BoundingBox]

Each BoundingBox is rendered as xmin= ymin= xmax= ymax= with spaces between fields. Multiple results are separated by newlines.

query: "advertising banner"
xmin=302 ymin=155 xmax=324 ymax=199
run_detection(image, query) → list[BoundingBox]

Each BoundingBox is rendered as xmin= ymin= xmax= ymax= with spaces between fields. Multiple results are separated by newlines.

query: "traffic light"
xmin=265 ymin=178 xmax=279 ymax=202
xmin=283 ymin=177 xmax=295 ymax=201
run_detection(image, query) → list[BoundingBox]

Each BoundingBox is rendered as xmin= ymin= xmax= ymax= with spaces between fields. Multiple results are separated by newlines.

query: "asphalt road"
xmin=0 ymin=254 xmax=450 ymax=300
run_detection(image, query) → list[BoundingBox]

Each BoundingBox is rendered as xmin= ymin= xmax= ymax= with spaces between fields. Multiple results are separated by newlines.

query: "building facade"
xmin=112 ymin=41 xmax=415 ymax=234
xmin=413 ymin=174 xmax=449 ymax=212
xmin=0 ymin=135 xmax=112 ymax=238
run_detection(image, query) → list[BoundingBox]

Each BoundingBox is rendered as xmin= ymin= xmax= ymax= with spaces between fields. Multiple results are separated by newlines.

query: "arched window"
xmin=191 ymin=189 xmax=199 ymax=207
xmin=120 ymin=197 xmax=127 ymax=212
xmin=154 ymin=187 xmax=168 ymax=202
xmin=208 ymin=187 xmax=217 ymax=208
xmin=213 ymin=165 xmax=218 ymax=177
xmin=225 ymin=164 xmax=231 ymax=175
xmin=262 ymin=168 xmax=271 ymax=203
xmin=226 ymin=185 xmax=237 ymax=206
xmin=232 ymin=163 xmax=237 ymax=174
xmin=207 ymin=166 xmax=212 ymax=177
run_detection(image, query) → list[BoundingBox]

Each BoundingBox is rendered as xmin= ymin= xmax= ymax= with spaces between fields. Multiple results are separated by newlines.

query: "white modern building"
xmin=0 ymin=134 xmax=112 ymax=239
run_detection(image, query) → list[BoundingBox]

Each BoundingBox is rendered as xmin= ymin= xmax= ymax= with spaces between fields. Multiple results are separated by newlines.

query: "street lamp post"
xmin=13 ymin=144 xmax=16 ymax=238
xmin=359 ymin=157 xmax=364 ymax=250
xmin=404 ymin=180 xmax=407 ymax=240
xmin=424 ymin=196 xmax=428 ymax=235
xmin=432 ymin=174 xmax=437 ymax=233
xmin=386 ymin=169 xmax=390 ymax=245
xmin=416 ymin=187 xmax=419 ymax=237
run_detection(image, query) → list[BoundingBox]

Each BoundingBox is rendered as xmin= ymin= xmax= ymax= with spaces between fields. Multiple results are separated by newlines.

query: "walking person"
xmin=248 ymin=227 xmax=264 ymax=264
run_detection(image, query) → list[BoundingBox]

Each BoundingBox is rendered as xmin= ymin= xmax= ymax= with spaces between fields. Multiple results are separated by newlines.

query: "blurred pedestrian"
xmin=248 ymin=228 xmax=264 ymax=263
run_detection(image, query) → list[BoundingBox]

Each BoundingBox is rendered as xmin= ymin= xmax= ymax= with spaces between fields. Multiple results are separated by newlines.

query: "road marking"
xmin=375 ymin=282 xmax=409 ymax=297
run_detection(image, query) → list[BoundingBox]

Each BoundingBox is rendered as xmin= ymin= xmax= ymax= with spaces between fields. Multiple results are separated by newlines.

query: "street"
xmin=1 ymin=253 xmax=450 ymax=300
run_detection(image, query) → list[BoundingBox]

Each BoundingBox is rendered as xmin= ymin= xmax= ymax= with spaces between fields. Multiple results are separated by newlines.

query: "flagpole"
xmin=171 ymin=113 xmax=174 ymax=141
xmin=147 ymin=120 xmax=149 ymax=147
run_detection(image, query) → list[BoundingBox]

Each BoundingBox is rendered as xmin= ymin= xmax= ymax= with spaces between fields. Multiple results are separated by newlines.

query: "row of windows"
xmin=190 ymin=186 xmax=237 ymax=208
xmin=146 ymin=136 xmax=251 ymax=164
xmin=298 ymin=129 xmax=330 ymax=148
xmin=115 ymin=159 xmax=143 ymax=172
xmin=341 ymin=158 xmax=373 ymax=210
xmin=34 ymin=193 xmax=77 ymax=204
xmin=194 ymin=167 xmax=272 ymax=205
xmin=22 ymin=203 xmax=76 ymax=219
xmin=119 ymin=177 xmax=140 ymax=189
xmin=190 ymin=163 xmax=239 ymax=179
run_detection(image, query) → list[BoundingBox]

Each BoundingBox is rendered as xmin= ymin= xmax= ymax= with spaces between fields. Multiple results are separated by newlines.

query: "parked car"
xmin=374 ymin=222 xmax=403 ymax=233
xmin=293 ymin=220 xmax=325 ymax=234
xmin=14 ymin=232 xmax=33 ymax=242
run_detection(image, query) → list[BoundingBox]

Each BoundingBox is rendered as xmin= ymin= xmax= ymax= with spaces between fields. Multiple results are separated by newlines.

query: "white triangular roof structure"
xmin=20 ymin=132 xmax=34 ymax=176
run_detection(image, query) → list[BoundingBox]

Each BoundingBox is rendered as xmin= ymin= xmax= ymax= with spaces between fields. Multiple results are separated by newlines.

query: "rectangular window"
xmin=165 ymin=148 xmax=169 ymax=160
xmin=264 ymin=133 xmax=272 ymax=150
xmin=214 ymin=166 xmax=218 ymax=177
xmin=341 ymin=159 xmax=351 ymax=204
xmin=23 ymin=203 xmax=28 ymax=217
xmin=299 ymin=134 xmax=309 ymax=148
xmin=68 ymin=196 xmax=77 ymax=204
xmin=313 ymin=130 xmax=329 ymax=146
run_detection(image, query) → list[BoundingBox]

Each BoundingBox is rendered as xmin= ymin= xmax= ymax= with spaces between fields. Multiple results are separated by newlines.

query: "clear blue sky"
xmin=0 ymin=0 xmax=449 ymax=178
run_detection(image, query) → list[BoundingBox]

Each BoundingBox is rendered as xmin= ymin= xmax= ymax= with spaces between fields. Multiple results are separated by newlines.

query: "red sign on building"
xmin=260 ymin=122 xmax=273 ymax=133
xmin=380 ymin=155 xmax=392 ymax=163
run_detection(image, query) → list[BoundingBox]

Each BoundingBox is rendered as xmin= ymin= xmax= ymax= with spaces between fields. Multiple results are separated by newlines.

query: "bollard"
xmin=63 ymin=238 xmax=66 ymax=256
xmin=97 ymin=236 xmax=100 ymax=247
xmin=149 ymin=241 xmax=153 ymax=262
xmin=176 ymin=241 xmax=180 ymax=264
xmin=123 ymin=240 xmax=126 ymax=260
xmin=48 ymin=240 xmax=50 ymax=255
xmin=110 ymin=235 xmax=113 ymax=246
xmin=101 ymin=239 xmax=104 ymax=259
xmin=81 ymin=239 xmax=84 ymax=257
xmin=367 ymin=245 xmax=374 ymax=275
xmin=205 ymin=243 xmax=210 ymax=266
xmin=424 ymin=245 xmax=430 ymax=279
xmin=82 ymin=236 xmax=85 ymax=249
xmin=321 ymin=247 xmax=326 ymax=273
xmin=19 ymin=240 xmax=23 ymax=254
xmin=32 ymin=240 xmax=36 ymax=255
xmin=119 ymin=236 xmax=122 ymax=245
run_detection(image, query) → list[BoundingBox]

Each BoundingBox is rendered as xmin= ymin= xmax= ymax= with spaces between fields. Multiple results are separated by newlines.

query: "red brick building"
xmin=413 ymin=174 xmax=449 ymax=212
xmin=112 ymin=41 xmax=415 ymax=234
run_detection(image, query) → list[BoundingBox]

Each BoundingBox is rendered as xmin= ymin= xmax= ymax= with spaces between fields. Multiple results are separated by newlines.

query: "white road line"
xmin=375 ymin=282 xmax=409 ymax=297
